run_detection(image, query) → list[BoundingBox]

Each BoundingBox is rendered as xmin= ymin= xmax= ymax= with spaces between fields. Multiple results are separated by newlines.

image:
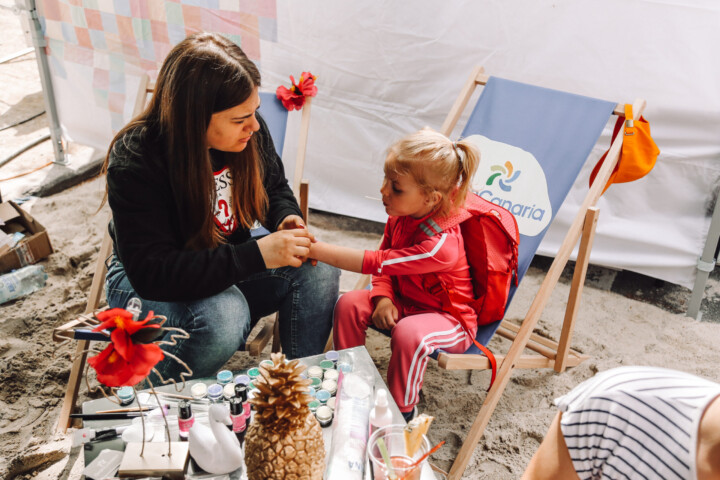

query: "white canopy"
xmin=42 ymin=0 xmax=720 ymax=288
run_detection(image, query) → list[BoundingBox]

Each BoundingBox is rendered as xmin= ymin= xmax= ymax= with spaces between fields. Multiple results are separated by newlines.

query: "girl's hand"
xmin=372 ymin=297 xmax=398 ymax=330
xmin=257 ymin=229 xmax=312 ymax=268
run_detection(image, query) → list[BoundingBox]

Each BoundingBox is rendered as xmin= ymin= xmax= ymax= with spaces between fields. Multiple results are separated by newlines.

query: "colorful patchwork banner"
xmin=38 ymin=0 xmax=277 ymax=132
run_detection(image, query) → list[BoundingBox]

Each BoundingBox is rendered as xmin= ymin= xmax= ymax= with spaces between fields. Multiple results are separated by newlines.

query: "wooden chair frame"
xmin=329 ymin=66 xmax=639 ymax=478
xmin=438 ymin=66 xmax=641 ymax=479
xmin=53 ymin=75 xmax=313 ymax=432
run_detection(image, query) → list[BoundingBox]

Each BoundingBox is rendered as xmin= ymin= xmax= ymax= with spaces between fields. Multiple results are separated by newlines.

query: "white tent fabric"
xmin=43 ymin=0 xmax=720 ymax=289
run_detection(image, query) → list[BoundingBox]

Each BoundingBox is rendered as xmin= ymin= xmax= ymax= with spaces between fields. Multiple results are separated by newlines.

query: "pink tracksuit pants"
xmin=333 ymin=289 xmax=474 ymax=413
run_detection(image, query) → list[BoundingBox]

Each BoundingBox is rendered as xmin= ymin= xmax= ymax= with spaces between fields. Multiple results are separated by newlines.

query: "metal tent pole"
xmin=686 ymin=192 xmax=720 ymax=321
xmin=15 ymin=0 xmax=67 ymax=165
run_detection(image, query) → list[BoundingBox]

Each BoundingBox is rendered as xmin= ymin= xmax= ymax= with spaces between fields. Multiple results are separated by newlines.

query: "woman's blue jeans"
xmin=105 ymin=255 xmax=340 ymax=383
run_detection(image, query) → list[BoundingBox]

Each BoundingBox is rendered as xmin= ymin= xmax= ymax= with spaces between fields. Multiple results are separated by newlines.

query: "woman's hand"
xmin=277 ymin=214 xmax=316 ymax=264
xmin=371 ymin=296 xmax=398 ymax=330
xmin=257 ymin=229 xmax=312 ymax=268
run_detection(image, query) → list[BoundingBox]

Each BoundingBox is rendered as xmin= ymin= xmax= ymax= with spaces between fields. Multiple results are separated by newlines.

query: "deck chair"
xmin=347 ymin=66 xmax=640 ymax=479
xmin=52 ymin=74 xmax=314 ymax=432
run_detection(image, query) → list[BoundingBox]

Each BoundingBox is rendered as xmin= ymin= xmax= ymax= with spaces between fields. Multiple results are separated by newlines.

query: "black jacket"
xmin=106 ymin=114 xmax=302 ymax=302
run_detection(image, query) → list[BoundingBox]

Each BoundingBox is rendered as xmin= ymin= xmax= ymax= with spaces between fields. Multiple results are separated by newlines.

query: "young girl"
xmin=309 ymin=127 xmax=480 ymax=419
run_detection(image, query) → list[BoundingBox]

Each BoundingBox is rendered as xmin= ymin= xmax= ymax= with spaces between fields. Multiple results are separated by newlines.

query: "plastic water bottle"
xmin=0 ymin=264 xmax=48 ymax=305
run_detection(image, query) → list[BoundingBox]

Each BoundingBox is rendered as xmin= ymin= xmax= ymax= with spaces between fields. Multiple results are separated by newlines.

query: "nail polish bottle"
xmin=177 ymin=400 xmax=194 ymax=441
xmin=229 ymin=397 xmax=247 ymax=446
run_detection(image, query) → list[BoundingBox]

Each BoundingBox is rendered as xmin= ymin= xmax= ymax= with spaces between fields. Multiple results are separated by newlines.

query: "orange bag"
xmin=589 ymin=104 xmax=660 ymax=194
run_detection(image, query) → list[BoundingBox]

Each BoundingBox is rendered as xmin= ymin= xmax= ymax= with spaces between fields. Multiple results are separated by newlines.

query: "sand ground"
xmin=2 ymin=7 xmax=720 ymax=480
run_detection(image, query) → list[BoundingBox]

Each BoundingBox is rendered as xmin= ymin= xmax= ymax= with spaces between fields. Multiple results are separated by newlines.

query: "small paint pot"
xmin=191 ymin=382 xmax=208 ymax=400
xmin=319 ymin=360 xmax=335 ymax=371
xmin=234 ymin=374 xmax=250 ymax=386
xmin=117 ymin=386 xmax=135 ymax=406
xmin=324 ymin=350 xmax=339 ymax=366
xmin=315 ymin=405 xmax=333 ymax=427
xmin=207 ymin=383 xmax=223 ymax=403
xmin=337 ymin=361 xmax=352 ymax=374
xmin=308 ymin=400 xmax=320 ymax=412
xmin=321 ymin=379 xmax=337 ymax=396
xmin=304 ymin=387 xmax=316 ymax=398
xmin=307 ymin=366 xmax=324 ymax=379
xmin=309 ymin=377 xmax=322 ymax=390
xmin=315 ymin=389 xmax=331 ymax=404
xmin=216 ymin=369 xmax=233 ymax=385
xmin=327 ymin=396 xmax=336 ymax=411
xmin=247 ymin=367 xmax=260 ymax=379
xmin=259 ymin=360 xmax=274 ymax=369
xmin=223 ymin=383 xmax=235 ymax=400
xmin=323 ymin=369 xmax=339 ymax=382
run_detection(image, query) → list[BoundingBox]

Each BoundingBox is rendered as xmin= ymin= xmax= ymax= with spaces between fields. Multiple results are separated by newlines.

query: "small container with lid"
xmin=319 ymin=359 xmax=335 ymax=371
xmin=337 ymin=361 xmax=352 ymax=374
xmin=259 ymin=359 xmax=274 ymax=370
xmin=234 ymin=374 xmax=250 ymax=386
xmin=216 ymin=369 xmax=233 ymax=385
xmin=308 ymin=400 xmax=320 ymax=412
xmin=327 ymin=396 xmax=336 ymax=411
xmin=247 ymin=367 xmax=261 ymax=380
xmin=223 ymin=383 xmax=236 ymax=400
xmin=191 ymin=382 xmax=208 ymax=400
xmin=117 ymin=386 xmax=135 ymax=406
xmin=309 ymin=377 xmax=322 ymax=391
xmin=321 ymin=379 xmax=337 ymax=396
xmin=307 ymin=365 xmax=324 ymax=379
xmin=323 ymin=368 xmax=339 ymax=382
xmin=324 ymin=350 xmax=340 ymax=367
xmin=315 ymin=405 xmax=333 ymax=427
xmin=315 ymin=389 xmax=331 ymax=404
xmin=207 ymin=383 xmax=223 ymax=403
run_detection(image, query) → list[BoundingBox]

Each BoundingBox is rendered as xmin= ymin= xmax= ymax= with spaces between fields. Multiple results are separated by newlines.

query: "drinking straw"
xmin=399 ymin=441 xmax=445 ymax=480
xmin=376 ymin=437 xmax=398 ymax=480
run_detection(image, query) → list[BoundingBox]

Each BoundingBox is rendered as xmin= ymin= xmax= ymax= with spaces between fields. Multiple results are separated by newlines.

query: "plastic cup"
xmin=367 ymin=424 xmax=430 ymax=480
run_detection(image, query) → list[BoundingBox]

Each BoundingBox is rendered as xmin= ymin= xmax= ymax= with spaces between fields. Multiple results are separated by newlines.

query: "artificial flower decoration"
xmin=276 ymin=71 xmax=318 ymax=111
xmin=87 ymin=308 xmax=165 ymax=387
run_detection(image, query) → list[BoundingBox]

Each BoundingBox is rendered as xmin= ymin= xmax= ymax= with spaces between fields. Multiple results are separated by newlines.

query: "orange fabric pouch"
xmin=589 ymin=104 xmax=660 ymax=194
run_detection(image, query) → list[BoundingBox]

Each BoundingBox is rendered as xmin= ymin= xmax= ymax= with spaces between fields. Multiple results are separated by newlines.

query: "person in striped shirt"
xmin=522 ymin=366 xmax=720 ymax=480
xmin=308 ymin=128 xmax=480 ymax=420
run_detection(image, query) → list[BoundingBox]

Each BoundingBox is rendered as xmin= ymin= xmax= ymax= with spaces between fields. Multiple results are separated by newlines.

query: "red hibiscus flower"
xmin=276 ymin=72 xmax=318 ymax=111
xmin=87 ymin=308 xmax=165 ymax=387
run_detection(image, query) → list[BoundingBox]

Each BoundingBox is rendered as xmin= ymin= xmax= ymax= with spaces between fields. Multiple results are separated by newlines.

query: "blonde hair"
xmin=384 ymin=127 xmax=480 ymax=217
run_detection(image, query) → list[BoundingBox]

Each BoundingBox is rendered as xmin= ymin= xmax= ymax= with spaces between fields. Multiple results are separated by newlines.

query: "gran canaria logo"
xmin=486 ymin=161 xmax=520 ymax=192
xmin=466 ymin=135 xmax=553 ymax=237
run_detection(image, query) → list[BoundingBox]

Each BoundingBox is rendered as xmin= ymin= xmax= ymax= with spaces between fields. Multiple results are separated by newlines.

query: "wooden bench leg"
xmin=56 ymin=339 xmax=89 ymax=433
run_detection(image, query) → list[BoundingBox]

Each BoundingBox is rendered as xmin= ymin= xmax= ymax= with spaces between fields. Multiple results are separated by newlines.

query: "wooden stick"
xmin=96 ymin=406 xmax=154 ymax=414
xmin=155 ymin=391 xmax=193 ymax=401
xmin=555 ymin=207 xmax=599 ymax=372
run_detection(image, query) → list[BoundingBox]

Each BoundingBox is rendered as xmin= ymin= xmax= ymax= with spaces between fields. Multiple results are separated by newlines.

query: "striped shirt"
xmin=555 ymin=366 xmax=720 ymax=480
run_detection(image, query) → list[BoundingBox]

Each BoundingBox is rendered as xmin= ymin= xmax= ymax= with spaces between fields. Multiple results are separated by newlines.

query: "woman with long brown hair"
xmin=102 ymin=32 xmax=339 ymax=382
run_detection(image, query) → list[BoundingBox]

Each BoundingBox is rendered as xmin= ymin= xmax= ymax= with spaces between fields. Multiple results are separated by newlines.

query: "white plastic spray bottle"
xmin=368 ymin=388 xmax=393 ymax=437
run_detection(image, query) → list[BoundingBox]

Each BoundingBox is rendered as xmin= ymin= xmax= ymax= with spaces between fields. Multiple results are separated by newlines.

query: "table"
xmin=80 ymin=346 xmax=438 ymax=479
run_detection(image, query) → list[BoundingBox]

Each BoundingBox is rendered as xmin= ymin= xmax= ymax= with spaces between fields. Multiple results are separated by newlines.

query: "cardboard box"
xmin=0 ymin=201 xmax=53 ymax=273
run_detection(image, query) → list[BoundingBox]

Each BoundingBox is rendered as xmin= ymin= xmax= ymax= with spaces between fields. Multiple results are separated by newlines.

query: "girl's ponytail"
xmin=451 ymin=139 xmax=480 ymax=210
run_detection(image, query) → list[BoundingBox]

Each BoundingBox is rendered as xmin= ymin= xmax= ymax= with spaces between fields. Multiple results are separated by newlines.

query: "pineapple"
xmin=245 ymin=352 xmax=325 ymax=480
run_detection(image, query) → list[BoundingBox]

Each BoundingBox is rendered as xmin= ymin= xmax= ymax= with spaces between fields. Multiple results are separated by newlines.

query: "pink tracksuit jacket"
xmin=333 ymin=212 xmax=478 ymax=412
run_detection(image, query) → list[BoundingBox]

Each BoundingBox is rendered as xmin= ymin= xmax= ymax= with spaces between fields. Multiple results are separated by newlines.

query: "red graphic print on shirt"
xmin=214 ymin=166 xmax=237 ymax=234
